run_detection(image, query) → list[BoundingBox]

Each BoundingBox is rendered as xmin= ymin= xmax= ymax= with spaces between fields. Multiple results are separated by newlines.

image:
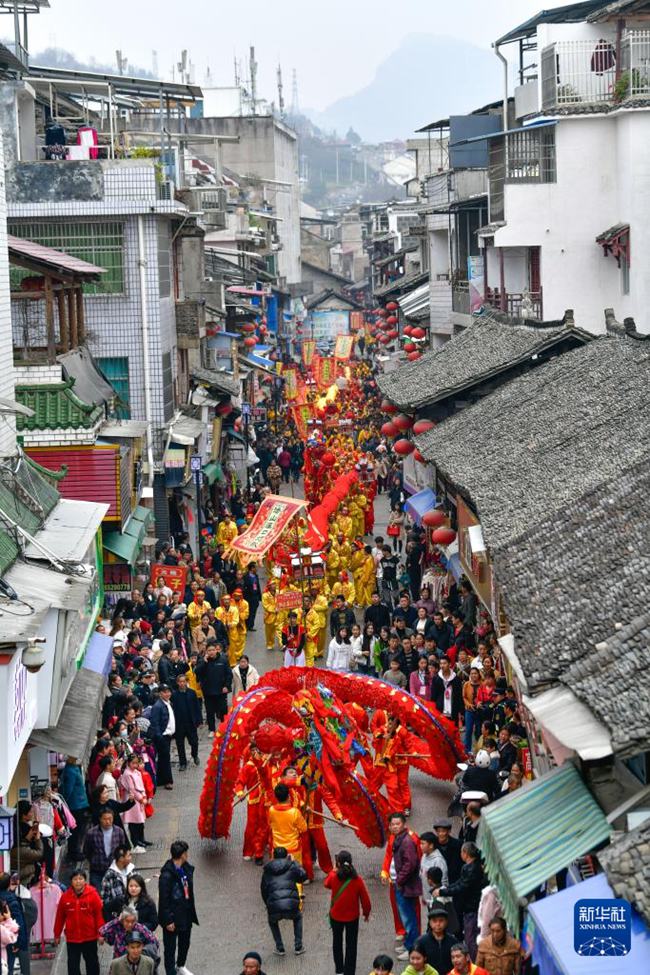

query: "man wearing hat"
xmin=108 ymin=931 xmax=154 ymax=975
xmin=240 ymin=951 xmax=266 ymax=975
xmin=418 ymin=906 xmax=457 ymax=975
xmin=432 ymin=818 xmax=463 ymax=885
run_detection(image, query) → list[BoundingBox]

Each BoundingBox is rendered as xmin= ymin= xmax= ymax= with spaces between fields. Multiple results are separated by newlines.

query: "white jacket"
xmin=327 ymin=638 xmax=354 ymax=671
xmin=231 ymin=663 xmax=260 ymax=695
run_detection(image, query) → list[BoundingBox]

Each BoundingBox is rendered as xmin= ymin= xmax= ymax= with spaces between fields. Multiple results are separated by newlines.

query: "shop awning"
xmin=168 ymin=414 xmax=204 ymax=446
xmin=523 ymin=686 xmax=613 ymax=762
xmin=398 ymin=282 xmax=430 ymax=319
xmin=527 ymin=873 xmax=650 ymax=974
xmin=404 ymin=488 xmax=436 ymax=525
xmin=203 ymin=460 xmax=224 ymax=485
xmin=100 ymin=420 xmax=149 ymax=439
xmin=103 ymin=505 xmax=153 ymax=564
xmin=29 ymin=667 xmax=107 ymax=765
xmin=24 ymin=498 xmax=109 ymax=563
xmin=130 ymin=505 xmax=154 ymax=529
xmin=480 ymin=763 xmax=611 ymax=932
xmin=4 ymin=560 xmax=92 ymax=612
xmin=82 ymin=631 xmax=114 ymax=677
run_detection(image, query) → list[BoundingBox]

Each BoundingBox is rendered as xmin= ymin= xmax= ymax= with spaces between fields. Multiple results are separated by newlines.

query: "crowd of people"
xmin=0 ymin=353 xmax=529 ymax=975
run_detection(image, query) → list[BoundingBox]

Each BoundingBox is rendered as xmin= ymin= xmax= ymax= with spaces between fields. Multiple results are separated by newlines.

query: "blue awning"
xmin=527 ymin=873 xmax=650 ymax=975
xmin=404 ymin=488 xmax=436 ymax=525
xmin=82 ymin=631 xmax=114 ymax=677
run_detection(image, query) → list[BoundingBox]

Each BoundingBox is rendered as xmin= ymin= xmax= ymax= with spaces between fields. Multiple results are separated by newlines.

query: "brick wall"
xmin=0 ymin=132 xmax=17 ymax=457
xmin=14 ymin=363 xmax=63 ymax=385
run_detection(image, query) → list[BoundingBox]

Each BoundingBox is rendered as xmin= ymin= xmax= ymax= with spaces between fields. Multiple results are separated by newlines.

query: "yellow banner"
xmin=334 ymin=334 xmax=355 ymax=360
xmin=283 ymin=367 xmax=298 ymax=400
xmin=302 ymin=339 xmax=316 ymax=367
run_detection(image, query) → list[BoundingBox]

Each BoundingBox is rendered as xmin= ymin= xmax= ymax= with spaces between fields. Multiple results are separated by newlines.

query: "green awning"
xmin=103 ymin=530 xmax=140 ymax=564
xmin=130 ymin=504 xmax=154 ymax=527
xmin=479 ymin=763 xmax=610 ymax=933
xmin=203 ymin=460 xmax=224 ymax=485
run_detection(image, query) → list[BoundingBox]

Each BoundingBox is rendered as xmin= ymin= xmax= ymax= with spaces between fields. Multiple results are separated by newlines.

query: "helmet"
xmin=474 ymin=749 xmax=491 ymax=769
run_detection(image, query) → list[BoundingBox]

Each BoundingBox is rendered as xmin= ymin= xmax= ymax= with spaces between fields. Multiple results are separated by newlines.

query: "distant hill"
xmin=310 ymin=33 xmax=502 ymax=142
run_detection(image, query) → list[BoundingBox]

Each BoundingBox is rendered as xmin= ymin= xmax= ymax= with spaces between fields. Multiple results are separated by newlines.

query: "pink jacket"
xmin=119 ymin=768 xmax=147 ymax=824
xmin=409 ymin=670 xmax=432 ymax=699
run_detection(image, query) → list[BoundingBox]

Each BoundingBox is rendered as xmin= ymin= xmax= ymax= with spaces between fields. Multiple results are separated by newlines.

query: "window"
xmin=97 ymin=357 xmax=130 ymax=418
xmin=157 ymin=222 xmax=171 ymax=298
xmin=506 ymin=129 xmax=556 ymax=184
xmin=9 ymin=220 xmax=125 ymax=294
xmin=161 ymin=351 xmax=174 ymax=421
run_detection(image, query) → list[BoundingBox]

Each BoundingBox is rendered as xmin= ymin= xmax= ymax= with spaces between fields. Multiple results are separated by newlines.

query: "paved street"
xmin=120 ymin=485 xmax=456 ymax=975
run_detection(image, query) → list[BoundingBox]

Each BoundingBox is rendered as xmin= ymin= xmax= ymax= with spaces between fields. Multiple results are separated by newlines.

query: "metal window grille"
xmin=97 ymin=357 xmax=131 ymax=418
xmin=8 ymin=220 xmax=125 ymax=294
xmin=506 ymin=129 xmax=556 ymax=184
xmin=157 ymin=222 xmax=171 ymax=298
xmin=161 ymin=351 xmax=174 ymax=421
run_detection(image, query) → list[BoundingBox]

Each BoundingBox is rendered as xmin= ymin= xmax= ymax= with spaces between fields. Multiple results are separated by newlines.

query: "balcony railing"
xmin=452 ymin=280 xmax=470 ymax=314
xmin=485 ymin=288 xmax=543 ymax=320
xmin=541 ymin=31 xmax=650 ymax=109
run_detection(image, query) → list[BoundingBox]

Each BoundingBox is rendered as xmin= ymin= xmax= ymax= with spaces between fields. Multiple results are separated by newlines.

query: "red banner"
xmin=229 ymin=494 xmax=307 ymax=560
xmin=291 ymin=404 xmax=312 ymax=438
xmin=150 ymin=563 xmax=188 ymax=595
xmin=276 ymin=590 xmax=304 ymax=610
xmin=315 ymin=356 xmax=335 ymax=388
xmin=350 ymin=311 xmax=365 ymax=332
xmin=334 ymin=334 xmax=355 ymax=360
xmin=302 ymin=339 xmax=316 ymax=367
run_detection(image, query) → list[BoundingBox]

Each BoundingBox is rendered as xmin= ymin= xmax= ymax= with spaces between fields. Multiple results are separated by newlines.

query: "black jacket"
xmin=364 ymin=603 xmax=391 ymax=632
xmin=461 ymin=765 xmax=500 ymax=802
xmin=171 ymin=688 xmax=201 ymax=729
xmin=431 ymin=673 xmax=464 ymax=722
xmin=158 ymin=859 xmax=198 ymax=930
xmin=157 ymin=655 xmax=188 ymax=688
xmin=132 ymin=895 xmax=158 ymax=931
xmin=195 ymin=654 xmax=232 ymax=696
xmin=242 ymin=571 xmax=261 ymax=607
xmin=260 ymin=857 xmax=307 ymax=921
xmin=436 ymin=836 xmax=463 ymax=884
xmin=419 ymin=931 xmax=457 ymax=974
xmin=148 ymin=698 xmax=173 ymax=739
xmin=329 ymin=606 xmax=356 ymax=637
xmin=498 ymin=741 xmax=518 ymax=773
xmin=439 ymin=857 xmax=486 ymax=914
xmin=429 ymin=622 xmax=453 ymax=653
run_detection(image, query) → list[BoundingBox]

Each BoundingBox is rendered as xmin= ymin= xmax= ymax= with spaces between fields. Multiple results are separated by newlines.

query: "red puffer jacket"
xmin=54 ymin=885 xmax=104 ymax=943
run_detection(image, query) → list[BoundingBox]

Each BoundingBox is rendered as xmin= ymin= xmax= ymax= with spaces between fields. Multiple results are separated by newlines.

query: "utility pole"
xmin=115 ymin=50 xmax=128 ymax=75
xmin=250 ymin=46 xmax=258 ymax=115
xmin=152 ymin=49 xmax=159 ymax=78
xmin=277 ymin=64 xmax=285 ymax=118
xmin=290 ymin=68 xmax=299 ymax=117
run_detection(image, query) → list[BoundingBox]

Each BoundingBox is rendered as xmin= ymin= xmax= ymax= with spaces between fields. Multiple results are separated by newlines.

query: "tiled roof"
xmin=378 ymin=313 xmax=589 ymax=411
xmin=373 ymin=270 xmax=428 ymax=298
xmin=7 ymin=234 xmax=105 ymax=278
xmin=416 ymin=335 xmax=650 ymax=549
xmin=191 ymin=366 xmax=240 ymax=398
xmin=0 ymin=452 xmax=60 ymax=575
xmin=599 ymin=821 xmax=650 ymax=927
xmin=15 ymin=380 xmax=104 ymax=432
xmin=303 ymin=288 xmax=362 ymax=310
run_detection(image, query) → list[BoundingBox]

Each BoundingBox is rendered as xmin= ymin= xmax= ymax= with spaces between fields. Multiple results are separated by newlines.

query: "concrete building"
xmin=481 ymin=0 xmax=650 ymax=333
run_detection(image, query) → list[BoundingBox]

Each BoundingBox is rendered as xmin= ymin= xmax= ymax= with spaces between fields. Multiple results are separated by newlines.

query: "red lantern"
xmin=404 ymin=342 xmax=416 ymax=353
xmin=244 ymin=336 xmax=257 ymax=348
xmin=413 ymin=419 xmax=435 ymax=435
xmin=381 ymin=399 xmax=398 ymax=414
xmin=381 ymin=421 xmax=397 ymax=437
xmin=241 ymin=322 xmax=256 ymax=333
xmin=386 ymin=315 xmax=398 ymax=325
xmin=379 ymin=335 xmax=389 ymax=345
xmin=374 ymin=308 xmax=383 ymax=315
xmin=393 ymin=438 xmax=415 ymax=456
xmin=387 ymin=329 xmax=398 ymax=339
xmin=431 ymin=527 xmax=457 ymax=545
xmin=423 ymin=509 xmax=446 ymax=528
xmin=393 ymin=413 xmax=414 ymax=431
xmin=403 ymin=325 xmax=413 ymax=337
xmin=407 ymin=351 xmax=421 ymax=361
xmin=411 ymin=327 xmax=426 ymax=340
xmin=321 ymin=451 xmax=335 ymax=467
xmin=377 ymin=309 xmax=387 ymax=318
xmin=413 ymin=449 xmax=426 ymax=463
xmin=216 ymin=401 xmax=233 ymax=417
xmin=386 ymin=301 xmax=398 ymax=311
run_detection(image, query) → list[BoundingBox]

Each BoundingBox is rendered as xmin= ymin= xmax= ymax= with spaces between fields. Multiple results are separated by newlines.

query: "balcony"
xmin=452 ymin=280 xmax=470 ymax=315
xmin=485 ymin=288 xmax=543 ymax=320
xmin=425 ymin=169 xmax=488 ymax=209
xmin=541 ymin=31 xmax=650 ymax=110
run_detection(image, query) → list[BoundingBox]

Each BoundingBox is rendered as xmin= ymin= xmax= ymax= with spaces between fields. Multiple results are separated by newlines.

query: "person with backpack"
xmin=0 ymin=873 xmax=34 ymax=975
xmin=324 ymin=851 xmax=371 ymax=975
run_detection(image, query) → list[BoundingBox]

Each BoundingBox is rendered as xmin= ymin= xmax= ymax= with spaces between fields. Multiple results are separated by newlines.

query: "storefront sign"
xmin=229 ymin=495 xmax=306 ymax=560
xmin=150 ymin=563 xmax=188 ymax=594
xmin=310 ymin=309 xmax=350 ymax=344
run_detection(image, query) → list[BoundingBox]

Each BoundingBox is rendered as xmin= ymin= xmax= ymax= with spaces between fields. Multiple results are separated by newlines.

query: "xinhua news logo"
xmin=574 ymin=899 xmax=631 ymax=957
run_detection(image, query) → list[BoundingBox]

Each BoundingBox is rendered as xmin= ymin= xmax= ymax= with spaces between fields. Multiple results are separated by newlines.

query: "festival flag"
xmin=150 ymin=563 xmax=187 ymax=594
xmin=334 ymin=333 xmax=355 ymax=360
xmin=291 ymin=403 xmax=312 ymax=438
xmin=229 ymin=495 xmax=307 ymax=561
xmin=283 ymin=367 xmax=298 ymax=400
xmin=302 ymin=338 xmax=316 ymax=367
xmin=294 ymin=381 xmax=308 ymax=406
xmin=315 ymin=356 xmax=335 ymax=388
xmin=350 ymin=311 xmax=365 ymax=333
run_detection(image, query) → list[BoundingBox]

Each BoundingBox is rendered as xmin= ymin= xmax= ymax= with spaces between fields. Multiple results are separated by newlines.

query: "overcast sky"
xmin=27 ymin=0 xmax=566 ymax=110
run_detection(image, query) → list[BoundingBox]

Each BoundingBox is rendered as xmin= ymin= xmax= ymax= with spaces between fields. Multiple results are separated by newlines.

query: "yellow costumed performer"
xmin=231 ymin=588 xmax=249 ymax=662
xmin=216 ymin=513 xmax=238 ymax=547
xmin=216 ymin=593 xmax=240 ymax=667
xmin=262 ymin=579 xmax=281 ymax=651
xmin=303 ymin=597 xmax=321 ymax=668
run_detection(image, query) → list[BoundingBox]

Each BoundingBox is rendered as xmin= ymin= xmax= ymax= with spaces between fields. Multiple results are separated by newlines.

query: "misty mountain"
xmin=310 ymin=33 xmax=502 ymax=142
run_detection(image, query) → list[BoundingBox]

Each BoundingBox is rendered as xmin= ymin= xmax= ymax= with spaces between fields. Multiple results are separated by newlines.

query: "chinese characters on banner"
xmin=291 ymin=404 xmax=312 ymax=438
xmin=315 ymin=356 xmax=335 ymax=387
xmin=302 ymin=339 xmax=316 ymax=367
xmin=229 ymin=495 xmax=307 ymax=560
xmin=334 ymin=333 xmax=355 ymax=360
xmin=150 ymin=563 xmax=188 ymax=594
xmin=350 ymin=311 xmax=365 ymax=333
xmin=283 ymin=367 xmax=298 ymax=400
xmin=276 ymin=590 xmax=304 ymax=611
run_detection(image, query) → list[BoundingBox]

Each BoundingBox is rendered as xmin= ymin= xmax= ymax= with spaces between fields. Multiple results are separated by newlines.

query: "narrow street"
xmin=109 ymin=486 xmax=455 ymax=975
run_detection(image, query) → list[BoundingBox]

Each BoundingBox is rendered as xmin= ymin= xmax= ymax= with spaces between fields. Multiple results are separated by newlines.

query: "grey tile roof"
xmin=191 ymin=366 xmax=240 ymax=398
xmin=599 ymin=821 xmax=650 ymax=927
xmin=416 ymin=335 xmax=650 ymax=550
xmin=373 ymin=270 xmax=428 ymax=298
xmin=377 ymin=313 xmax=587 ymax=411
xmin=303 ymin=288 xmax=361 ymax=310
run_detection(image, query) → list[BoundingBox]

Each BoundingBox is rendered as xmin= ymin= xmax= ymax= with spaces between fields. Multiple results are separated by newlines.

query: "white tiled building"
xmin=0 ymin=132 xmax=17 ymax=456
